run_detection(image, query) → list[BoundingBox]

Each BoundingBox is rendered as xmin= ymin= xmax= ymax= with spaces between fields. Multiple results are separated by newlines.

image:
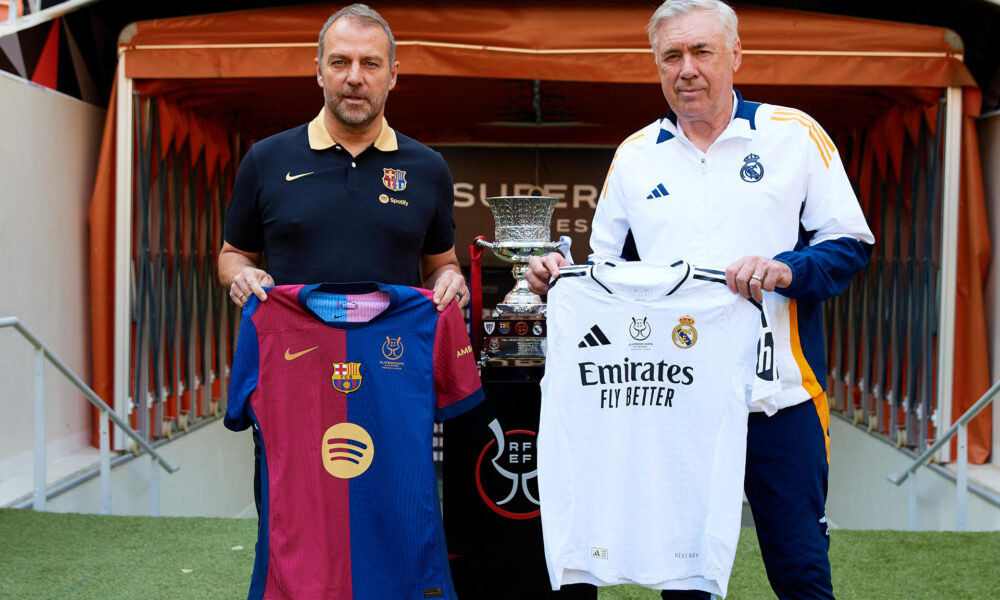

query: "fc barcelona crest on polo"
xmin=740 ymin=153 xmax=764 ymax=183
xmin=382 ymin=168 xmax=407 ymax=192
xmin=331 ymin=362 xmax=363 ymax=393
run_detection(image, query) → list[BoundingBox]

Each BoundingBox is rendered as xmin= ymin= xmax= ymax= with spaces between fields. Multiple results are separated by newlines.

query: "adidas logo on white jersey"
xmin=578 ymin=325 xmax=611 ymax=348
xmin=647 ymin=183 xmax=669 ymax=199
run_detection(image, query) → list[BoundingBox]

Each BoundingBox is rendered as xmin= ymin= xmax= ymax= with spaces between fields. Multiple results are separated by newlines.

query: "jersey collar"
xmin=657 ymin=89 xmax=756 ymax=145
xmin=307 ymin=107 xmax=399 ymax=152
xmin=585 ymin=259 xmax=692 ymax=297
xmin=297 ymin=282 xmax=399 ymax=330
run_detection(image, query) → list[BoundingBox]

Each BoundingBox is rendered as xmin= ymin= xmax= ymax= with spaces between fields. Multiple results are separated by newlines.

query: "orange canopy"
xmin=120 ymin=3 xmax=972 ymax=86
xmin=114 ymin=2 xmax=977 ymax=145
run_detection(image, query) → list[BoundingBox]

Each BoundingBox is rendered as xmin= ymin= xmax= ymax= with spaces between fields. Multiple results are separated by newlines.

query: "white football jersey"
xmin=538 ymin=260 xmax=781 ymax=597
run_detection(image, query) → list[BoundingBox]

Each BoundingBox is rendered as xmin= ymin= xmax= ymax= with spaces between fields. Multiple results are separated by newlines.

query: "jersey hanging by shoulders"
xmin=226 ymin=282 xmax=484 ymax=600
xmin=538 ymin=260 xmax=780 ymax=597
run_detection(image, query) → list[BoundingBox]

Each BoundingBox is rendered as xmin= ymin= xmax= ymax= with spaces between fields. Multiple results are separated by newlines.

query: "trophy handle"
xmin=476 ymin=239 xmax=495 ymax=249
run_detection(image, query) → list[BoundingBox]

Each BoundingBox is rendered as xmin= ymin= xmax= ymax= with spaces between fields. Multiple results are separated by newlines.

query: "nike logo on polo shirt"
xmin=285 ymin=171 xmax=315 ymax=181
xmin=284 ymin=346 xmax=319 ymax=360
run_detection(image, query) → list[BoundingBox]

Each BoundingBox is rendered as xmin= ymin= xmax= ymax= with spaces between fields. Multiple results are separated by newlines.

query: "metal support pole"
xmin=957 ymin=424 xmax=968 ymax=531
xmin=907 ymin=470 xmax=917 ymax=531
xmin=99 ymin=409 xmax=111 ymax=515
xmin=33 ymin=347 xmax=46 ymax=511
xmin=150 ymin=455 xmax=160 ymax=516
xmin=936 ymin=86 xmax=963 ymax=462
xmin=114 ymin=55 xmax=135 ymax=450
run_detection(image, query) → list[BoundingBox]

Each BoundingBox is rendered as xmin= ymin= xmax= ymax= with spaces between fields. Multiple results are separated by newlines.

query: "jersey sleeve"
xmin=747 ymin=297 xmax=782 ymax=415
xmin=773 ymin=114 xmax=874 ymax=303
xmin=421 ymin=154 xmax=457 ymax=256
xmin=224 ymin=298 xmax=262 ymax=431
xmin=223 ymin=147 xmax=265 ymax=253
xmin=433 ymin=300 xmax=484 ymax=421
xmin=589 ymin=146 xmax=633 ymax=262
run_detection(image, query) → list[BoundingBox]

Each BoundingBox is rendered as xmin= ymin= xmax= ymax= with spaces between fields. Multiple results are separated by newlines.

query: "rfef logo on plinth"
xmin=474 ymin=419 xmax=540 ymax=520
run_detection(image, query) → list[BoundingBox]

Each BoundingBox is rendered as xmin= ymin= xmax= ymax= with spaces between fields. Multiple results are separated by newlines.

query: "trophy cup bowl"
xmin=476 ymin=196 xmax=561 ymax=315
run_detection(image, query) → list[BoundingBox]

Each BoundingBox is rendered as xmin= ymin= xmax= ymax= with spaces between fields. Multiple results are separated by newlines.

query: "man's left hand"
xmin=431 ymin=269 xmax=469 ymax=312
xmin=726 ymin=256 xmax=793 ymax=303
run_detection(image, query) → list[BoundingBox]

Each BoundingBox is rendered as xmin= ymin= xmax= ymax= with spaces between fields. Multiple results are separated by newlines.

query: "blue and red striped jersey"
xmin=225 ymin=282 xmax=484 ymax=600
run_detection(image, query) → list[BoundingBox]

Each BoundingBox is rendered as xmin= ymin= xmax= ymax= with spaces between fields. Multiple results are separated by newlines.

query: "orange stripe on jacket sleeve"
xmin=772 ymin=108 xmax=836 ymax=154
xmin=770 ymin=114 xmax=831 ymax=168
xmin=601 ymin=132 xmax=645 ymax=200
xmin=600 ymin=160 xmax=616 ymax=200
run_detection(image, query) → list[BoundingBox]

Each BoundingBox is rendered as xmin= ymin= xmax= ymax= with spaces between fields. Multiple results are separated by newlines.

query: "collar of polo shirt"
xmin=307 ymin=107 xmax=399 ymax=152
xmin=660 ymin=90 xmax=757 ymax=146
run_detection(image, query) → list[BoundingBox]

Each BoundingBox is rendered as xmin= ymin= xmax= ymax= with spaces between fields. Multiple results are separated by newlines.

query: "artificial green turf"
xmin=1 ymin=508 xmax=997 ymax=599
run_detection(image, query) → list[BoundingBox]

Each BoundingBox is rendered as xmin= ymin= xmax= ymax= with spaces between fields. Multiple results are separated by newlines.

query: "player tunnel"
xmin=87 ymin=2 xmax=991 ymax=462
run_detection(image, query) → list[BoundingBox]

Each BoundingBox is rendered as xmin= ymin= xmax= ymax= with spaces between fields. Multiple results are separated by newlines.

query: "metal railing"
xmin=1 ymin=0 xmax=100 ymax=37
xmin=888 ymin=379 xmax=1000 ymax=531
xmin=0 ymin=316 xmax=179 ymax=514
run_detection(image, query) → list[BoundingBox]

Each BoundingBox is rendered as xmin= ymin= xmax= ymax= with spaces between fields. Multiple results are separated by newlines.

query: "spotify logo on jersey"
xmin=322 ymin=423 xmax=374 ymax=478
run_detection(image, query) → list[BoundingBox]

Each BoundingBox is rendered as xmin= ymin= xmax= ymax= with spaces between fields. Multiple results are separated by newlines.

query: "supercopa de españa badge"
xmin=671 ymin=315 xmax=698 ymax=349
xmin=331 ymin=362 xmax=363 ymax=393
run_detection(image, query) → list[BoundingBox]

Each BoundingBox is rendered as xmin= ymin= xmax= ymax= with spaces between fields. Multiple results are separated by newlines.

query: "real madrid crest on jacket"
xmin=538 ymin=260 xmax=780 ymax=598
xmin=225 ymin=282 xmax=484 ymax=600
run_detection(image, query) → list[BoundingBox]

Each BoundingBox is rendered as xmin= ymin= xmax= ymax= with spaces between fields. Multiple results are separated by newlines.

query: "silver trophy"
xmin=476 ymin=196 xmax=562 ymax=364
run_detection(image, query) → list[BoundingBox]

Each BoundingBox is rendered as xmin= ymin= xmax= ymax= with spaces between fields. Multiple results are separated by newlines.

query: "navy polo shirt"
xmin=224 ymin=109 xmax=456 ymax=287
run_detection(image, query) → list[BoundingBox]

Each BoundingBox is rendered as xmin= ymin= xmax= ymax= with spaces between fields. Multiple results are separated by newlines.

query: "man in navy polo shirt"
xmin=220 ymin=3 xmax=467 ymax=311
xmin=219 ymin=3 xmax=469 ymax=519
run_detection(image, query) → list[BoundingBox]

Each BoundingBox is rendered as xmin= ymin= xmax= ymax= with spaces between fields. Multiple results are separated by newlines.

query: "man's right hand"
xmin=219 ymin=242 xmax=272 ymax=308
xmin=526 ymin=252 xmax=571 ymax=295
xmin=229 ymin=267 xmax=274 ymax=308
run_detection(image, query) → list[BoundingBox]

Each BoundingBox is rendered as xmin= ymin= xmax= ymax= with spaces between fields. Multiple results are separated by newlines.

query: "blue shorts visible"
xmin=662 ymin=397 xmax=833 ymax=600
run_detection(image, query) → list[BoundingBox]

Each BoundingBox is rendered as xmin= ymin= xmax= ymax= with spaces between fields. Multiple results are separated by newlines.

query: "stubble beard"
xmin=325 ymin=87 xmax=387 ymax=130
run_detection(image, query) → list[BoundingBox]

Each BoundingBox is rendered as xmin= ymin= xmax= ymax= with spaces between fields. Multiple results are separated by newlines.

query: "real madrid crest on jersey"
xmin=740 ymin=153 xmax=764 ymax=183
xmin=382 ymin=168 xmax=407 ymax=192
xmin=331 ymin=361 xmax=363 ymax=393
xmin=671 ymin=315 xmax=698 ymax=349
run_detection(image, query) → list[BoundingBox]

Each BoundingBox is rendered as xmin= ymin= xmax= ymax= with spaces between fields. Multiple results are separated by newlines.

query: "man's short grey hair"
xmin=648 ymin=0 xmax=739 ymax=52
xmin=318 ymin=3 xmax=396 ymax=63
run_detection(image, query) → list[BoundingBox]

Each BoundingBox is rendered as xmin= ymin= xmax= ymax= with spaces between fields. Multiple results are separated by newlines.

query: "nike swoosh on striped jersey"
xmin=285 ymin=171 xmax=315 ymax=181
xmin=284 ymin=346 xmax=319 ymax=360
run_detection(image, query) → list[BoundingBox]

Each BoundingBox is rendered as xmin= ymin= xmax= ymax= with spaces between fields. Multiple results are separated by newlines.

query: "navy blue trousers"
xmin=661 ymin=398 xmax=833 ymax=600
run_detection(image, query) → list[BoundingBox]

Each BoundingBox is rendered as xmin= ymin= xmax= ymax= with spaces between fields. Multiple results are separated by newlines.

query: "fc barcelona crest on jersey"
xmin=740 ymin=153 xmax=764 ymax=183
xmin=382 ymin=168 xmax=407 ymax=192
xmin=331 ymin=362 xmax=363 ymax=393
xmin=671 ymin=315 xmax=698 ymax=349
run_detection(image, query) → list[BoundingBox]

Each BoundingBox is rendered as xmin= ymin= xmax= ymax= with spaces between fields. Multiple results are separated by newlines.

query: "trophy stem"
xmin=493 ymin=263 xmax=546 ymax=316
